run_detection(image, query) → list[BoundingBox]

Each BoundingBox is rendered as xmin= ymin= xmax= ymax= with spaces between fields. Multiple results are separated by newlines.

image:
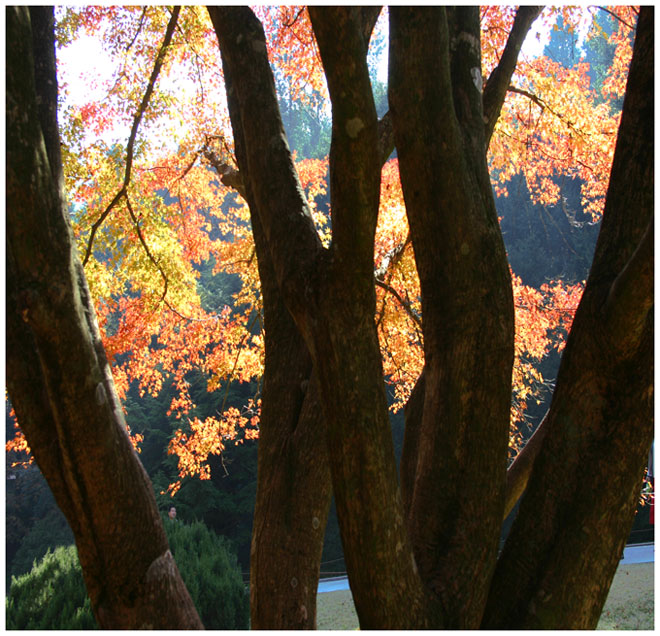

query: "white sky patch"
xmin=58 ymin=33 xmax=110 ymax=103
xmin=56 ymin=7 xmax=594 ymax=149
xmin=57 ymin=32 xmax=130 ymax=146
xmin=56 ymin=24 xmax=210 ymax=154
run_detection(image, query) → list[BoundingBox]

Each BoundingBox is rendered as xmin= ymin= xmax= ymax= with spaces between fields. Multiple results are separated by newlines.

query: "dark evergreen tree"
xmin=6 ymin=519 xmax=249 ymax=630
xmin=6 ymin=545 xmax=96 ymax=630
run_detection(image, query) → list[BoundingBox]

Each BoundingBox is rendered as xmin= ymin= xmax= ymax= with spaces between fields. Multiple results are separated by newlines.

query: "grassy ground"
xmin=316 ymin=561 xmax=654 ymax=630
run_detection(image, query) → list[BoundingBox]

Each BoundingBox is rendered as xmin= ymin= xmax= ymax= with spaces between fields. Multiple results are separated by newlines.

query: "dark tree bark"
xmin=246 ymin=220 xmax=331 ymax=629
xmin=5 ymin=6 xmax=202 ymax=629
xmin=482 ymin=7 xmax=653 ymax=628
xmin=388 ymin=7 xmax=516 ymax=627
xmin=209 ymin=3 xmax=656 ymax=630
xmin=16 ymin=2 xmax=647 ymax=630
xmin=206 ymin=6 xmax=338 ymax=628
xmin=210 ymin=6 xmax=435 ymax=628
xmin=208 ymin=36 xmax=333 ymax=624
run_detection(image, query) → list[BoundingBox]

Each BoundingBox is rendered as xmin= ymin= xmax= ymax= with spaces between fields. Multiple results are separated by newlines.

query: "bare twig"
xmin=125 ymin=7 xmax=148 ymax=52
xmin=375 ymin=278 xmax=422 ymax=330
xmin=596 ymin=6 xmax=636 ymax=30
xmin=124 ymin=194 xmax=169 ymax=306
xmin=283 ymin=6 xmax=305 ymax=28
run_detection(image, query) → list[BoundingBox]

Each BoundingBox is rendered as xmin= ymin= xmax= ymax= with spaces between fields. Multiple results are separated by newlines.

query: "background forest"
xmin=5 ymin=6 xmax=653 ymax=628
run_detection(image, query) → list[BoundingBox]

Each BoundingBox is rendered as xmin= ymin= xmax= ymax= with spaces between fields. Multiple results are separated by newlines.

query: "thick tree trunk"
xmin=247 ymin=272 xmax=331 ymax=629
xmin=211 ymin=6 xmax=434 ymax=628
xmin=482 ymin=7 xmax=653 ymax=629
xmin=389 ymin=7 xmax=515 ymax=627
xmin=206 ymin=9 xmax=333 ymax=628
xmin=211 ymin=3 xmax=649 ymax=630
xmin=210 ymin=5 xmax=543 ymax=629
xmin=243 ymin=193 xmax=333 ymax=631
xmin=6 ymin=7 xmax=202 ymax=629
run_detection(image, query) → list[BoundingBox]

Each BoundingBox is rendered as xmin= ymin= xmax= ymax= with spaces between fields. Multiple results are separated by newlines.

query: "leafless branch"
xmin=375 ymin=278 xmax=422 ymax=330
xmin=283 ymin=6 xmax=305 ymax=28
xmin=123 ymin=194 xmax=168 ymax=306
xmin=125 ymin=7 xmax=148 ymax=52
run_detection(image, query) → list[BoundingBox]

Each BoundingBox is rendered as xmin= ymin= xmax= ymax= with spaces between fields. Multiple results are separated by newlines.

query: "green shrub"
xmin=6 ymin=520 xmax=249 ymax=630
xmin=10 ymin=508 xmax=74 ymax=581
xmin=6 ymin=545 xmax=95 ymax=630
xmin=164 ymin=516 xmax=249 ymax=629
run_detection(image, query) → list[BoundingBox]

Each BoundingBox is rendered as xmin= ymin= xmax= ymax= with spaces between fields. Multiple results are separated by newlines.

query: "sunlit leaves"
xmin=7 ymin=5 xmax=631 ymax=492
xmin=255 ymin=6 xmax=327 ymax=108
xmin=166 ymin=400 xmax=260 ymax=495
xmin=488 ymin=6 xmax=636 ymax=220
xmin=511 ymin=273 xmax=583 ymax=429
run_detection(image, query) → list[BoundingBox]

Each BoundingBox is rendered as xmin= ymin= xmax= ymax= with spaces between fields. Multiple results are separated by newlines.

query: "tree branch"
xmin=308 ymin=7 xmax=380 ymax=273
xmin=377 ymin=110 xmax=395 ymax=164
xmin=203 ymin=147 xmax=246 ymax=199
xmin=374 ymin=231 xmax=411 ymax=280
xmin=123 ymin=194 xmax=168 ymax=306
xmin=596 ymin=6 xmax=636 ymax=30
xmin=208 ymin=6 xmax=323 ymax=325
xmin=483 ymin=6 xmax=543 ymax=146
xmin=125 ymin=7 xmax=148 ymax=53
xmin=375 ymin=277 xmax=422 ymax=330
xmin=358 ymin=6 xmax=382 ymax=45
xmin=82 ymin=6 xmax=180 ymax=266
xmin=503 ymin=414 xmax=549 ymax=519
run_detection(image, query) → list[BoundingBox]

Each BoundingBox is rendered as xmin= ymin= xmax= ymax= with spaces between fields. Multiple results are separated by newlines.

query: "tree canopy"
xmin=10 ymin=5 xmax=633 ymax=487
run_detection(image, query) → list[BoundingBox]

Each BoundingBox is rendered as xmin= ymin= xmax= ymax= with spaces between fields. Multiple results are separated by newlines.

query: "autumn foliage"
xmin=7 ymin=6 xmax=635 ymax=492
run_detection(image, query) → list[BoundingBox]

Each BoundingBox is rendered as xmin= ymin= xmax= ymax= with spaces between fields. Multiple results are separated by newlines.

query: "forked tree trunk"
xmin=6 ymin=7 xmax=202 ymax=629
xmin=211 ymin=7 xmax=434 ymax=628
xmin=206 ymin=11 xmax=333 ymax=628
xmin=213 ymin=4 xmax=650 ymax=630
xmin=482 ymin=8 xmax=653 ymax=628
xmin=388 ymin=8 xmax=516 ymax=626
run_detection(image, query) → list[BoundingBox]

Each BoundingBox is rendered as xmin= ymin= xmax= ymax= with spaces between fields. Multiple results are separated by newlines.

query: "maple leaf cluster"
xmin=488 ymin=6 xmax=636 ymax=220
xmin=6 ymin=6 xmax=635 ymax=490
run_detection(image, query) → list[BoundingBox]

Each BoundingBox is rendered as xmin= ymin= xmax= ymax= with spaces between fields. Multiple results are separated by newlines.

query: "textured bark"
xmin=503 ymin=413 xmax=549 ymax=518
xmin=209 ymin=3 xmax=649 ymax=630
xmin=6 ymin=7 xmax=202 ymax=629
xmin=207 ymin=8 xmax=332 ymax=629
xmin=247 ymin=253 xmax=331 ymax=629
xmin=482 ymin=7 xmax=653 ymax=629
xmin=210 ymin=6 xmax=435 ymax=628
xmin=389 ymin=7 xmax=515 ymax=627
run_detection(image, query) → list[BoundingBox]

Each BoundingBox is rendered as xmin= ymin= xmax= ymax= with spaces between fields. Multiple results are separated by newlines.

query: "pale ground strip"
xmin=316 ymin=561 xmax=654 ymax=630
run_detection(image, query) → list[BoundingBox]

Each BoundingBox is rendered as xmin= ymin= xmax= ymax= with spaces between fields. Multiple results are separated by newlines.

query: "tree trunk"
xmin=242 ymin=171 xmax=333 ymax=631
xmin=210 ymin=6 xmax=434 ymax=628
xmin=6 ymin=6 xmax=202 ymax=629
xmin=206 ymin=9 xmax=333 ymax=628
xmin=482 ymin=7 xmax=653 ymax=629
xmin=247 ymin=269 xmax=332 ymax=628
xmin=210 ymin=3 xmax=650 ymax=630
xmin=388 ymin=7 xmax=517 ymax=627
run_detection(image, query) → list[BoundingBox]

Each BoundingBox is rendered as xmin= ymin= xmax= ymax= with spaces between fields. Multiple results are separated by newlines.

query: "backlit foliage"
xmin=488 ymin=6 xmax=636 ymax=220
xmin=7 ymin=6 xmax=635 ymax=488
